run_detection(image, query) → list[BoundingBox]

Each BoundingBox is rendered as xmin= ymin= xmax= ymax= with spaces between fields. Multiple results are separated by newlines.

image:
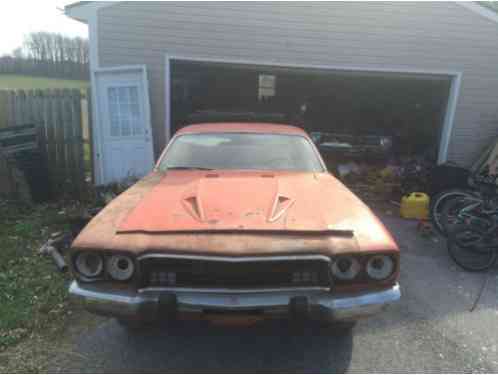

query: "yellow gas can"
xmin=400 ymin=192 xmax=430 ymax=220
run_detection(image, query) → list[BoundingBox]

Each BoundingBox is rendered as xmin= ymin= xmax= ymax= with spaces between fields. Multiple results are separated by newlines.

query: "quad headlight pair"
xmin=331 ymin=255 xmax=395 ymax=281
xmin=74 ymin=252 xmax=135 ymax=281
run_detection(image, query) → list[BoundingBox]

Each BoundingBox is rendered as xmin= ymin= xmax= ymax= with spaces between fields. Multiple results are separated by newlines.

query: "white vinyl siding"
xmin=97 ymin=2 xmax=498 ymax=165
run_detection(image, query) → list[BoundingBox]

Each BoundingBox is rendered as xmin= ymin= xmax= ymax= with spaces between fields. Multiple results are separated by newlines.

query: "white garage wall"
xmin=97 ymin=2 xmax=498 ymax=165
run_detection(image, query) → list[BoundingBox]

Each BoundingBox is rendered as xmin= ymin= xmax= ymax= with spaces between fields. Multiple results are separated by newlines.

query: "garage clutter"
xmin=328 ymin=136 xmax=498 ymax=228
xmin=311 ymin=130 xmax=439 ymax=213
xmin=331 ymin=157 xmax=432 ymax=206
xmin=400 ymin=193 xmax=430 ymax=220
xmin=337 ymin=161 xmax=403 ymax=203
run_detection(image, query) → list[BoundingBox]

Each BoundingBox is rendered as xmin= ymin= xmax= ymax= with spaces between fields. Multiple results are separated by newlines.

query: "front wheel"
xmin=447 ymin=224 xmax=497 ymax=272
xmin=314 ymin=320 xmax=356 ymax=333
xmin=430 ymin=189 xmax=475 ymax=236
xmin=327 ymin=321 xmax=356 ymax=332
xmin=289 ymin=318 xmax=356 ymax=335
xmin=440 ymin=196 xmax=491 ymax=235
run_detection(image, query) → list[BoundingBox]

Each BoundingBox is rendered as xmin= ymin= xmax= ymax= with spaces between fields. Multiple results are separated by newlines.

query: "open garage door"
xmin=166 ymin=57 xmax=459 ymax=165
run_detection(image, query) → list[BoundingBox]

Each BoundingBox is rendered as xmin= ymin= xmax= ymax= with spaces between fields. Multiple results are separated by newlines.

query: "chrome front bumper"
xmin=69 ymin=281 xmax=400 ymax=322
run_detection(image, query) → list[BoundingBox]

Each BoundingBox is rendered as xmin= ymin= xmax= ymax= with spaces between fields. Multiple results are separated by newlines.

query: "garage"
xmin=167 ymin=57 xmax=457 ymax=166
xmin=65 ymin=2 xmax=498 ymax=185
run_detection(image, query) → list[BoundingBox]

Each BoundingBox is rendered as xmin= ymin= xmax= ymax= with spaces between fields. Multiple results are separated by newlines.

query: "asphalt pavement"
xmin=47 ymin=214 xmax=498 ymax=373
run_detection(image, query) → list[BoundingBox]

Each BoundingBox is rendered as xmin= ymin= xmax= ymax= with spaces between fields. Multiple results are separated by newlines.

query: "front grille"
xmin=138 ymin=256 xmax=331 ymax=290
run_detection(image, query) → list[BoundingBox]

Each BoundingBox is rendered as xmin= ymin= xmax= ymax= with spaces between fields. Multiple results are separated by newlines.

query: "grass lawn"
xmin=0 ymin=198 xmax=108 ymax=372
xmin=0 ymin=74 xmax=89 ymax=90
xmin=0 ymin=201 xmax=72 ymax=351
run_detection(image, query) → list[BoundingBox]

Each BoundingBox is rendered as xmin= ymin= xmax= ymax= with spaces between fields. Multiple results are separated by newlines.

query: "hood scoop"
xmin=182 ymin=194 xmax=204 ymax=221
xmin=269 ymin=195 xmax=294 ymax=223
xmin=178 ymin=177 xmax=292 ymax=225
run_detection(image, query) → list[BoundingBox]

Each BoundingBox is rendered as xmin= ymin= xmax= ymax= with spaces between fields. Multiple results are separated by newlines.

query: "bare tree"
xmin=0 ymin=31 xmax=89 ymax=79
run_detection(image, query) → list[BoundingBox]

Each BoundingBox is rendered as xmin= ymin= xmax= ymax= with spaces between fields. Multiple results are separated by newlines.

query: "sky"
xmin=0 ymin=1 xmax=88 ymax=56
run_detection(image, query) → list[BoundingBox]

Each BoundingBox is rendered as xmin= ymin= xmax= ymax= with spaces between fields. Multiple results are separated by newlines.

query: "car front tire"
xmin=327 ymin=320 xmax=356 ymax=332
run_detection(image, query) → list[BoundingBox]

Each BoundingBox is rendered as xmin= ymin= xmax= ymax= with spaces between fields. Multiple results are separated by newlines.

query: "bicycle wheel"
xmin=430 ymin=189 xmax=475 ymax=236
xmin=447 ymin=224 xmax=497 ymax=272
xmin=440 ymin=196 xmax=470 ymax=235
xmin=440 ymin=196 xmax=492 ymax=235
xmin=442 ymin=193 xmax=496 ymax=237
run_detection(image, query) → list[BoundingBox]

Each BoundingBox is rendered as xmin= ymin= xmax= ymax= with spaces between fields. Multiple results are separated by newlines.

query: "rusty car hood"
xmin=118 ymin=170 xmax=358 ymax=233
xmin=72 ymin=171 xmax=398 ymax=256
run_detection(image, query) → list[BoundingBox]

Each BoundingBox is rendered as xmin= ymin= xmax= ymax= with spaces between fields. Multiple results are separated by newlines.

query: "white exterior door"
xmin=94 ymin=67 xmax=154 ymax=185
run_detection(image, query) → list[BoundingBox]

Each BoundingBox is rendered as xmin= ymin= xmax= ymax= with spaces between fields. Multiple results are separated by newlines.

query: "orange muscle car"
xmin=69 ymin=123 xmax=400 ymax=329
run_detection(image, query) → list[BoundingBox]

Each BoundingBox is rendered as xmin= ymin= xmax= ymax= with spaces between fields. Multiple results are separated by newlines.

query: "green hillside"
xmin=0 ymin=74 xmax=89 ymax=90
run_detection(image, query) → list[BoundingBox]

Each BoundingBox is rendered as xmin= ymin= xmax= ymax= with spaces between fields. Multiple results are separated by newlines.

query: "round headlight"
xmin=331 ymin=256 xmax=361 ymax=280
xmin=75 ymin=252 xmax=103 ymax=278
xmin=366 ymin=255 xmax=394 ymax=280
xmin=106 ymin=255 xmax=135 ymax=281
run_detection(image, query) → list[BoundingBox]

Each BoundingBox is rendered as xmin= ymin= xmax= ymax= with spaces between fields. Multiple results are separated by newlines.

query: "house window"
xmin=108 ymin=86 xmax=142 ymax=137
xmin=258 ymin=74 xmax=276 ymax=100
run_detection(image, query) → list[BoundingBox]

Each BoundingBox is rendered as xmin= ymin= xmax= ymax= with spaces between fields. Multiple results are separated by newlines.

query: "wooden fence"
xmin=0 ymin=89 xmax=90 ymax=198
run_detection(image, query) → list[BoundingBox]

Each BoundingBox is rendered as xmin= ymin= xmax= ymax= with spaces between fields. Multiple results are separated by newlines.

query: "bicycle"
xmin=445 ymin=173 xmax=498 ymax=271
xmin=429 ymin=138 xmax=498 ymax=236
xmin=430 ymin=188 xmax=477 ymax=235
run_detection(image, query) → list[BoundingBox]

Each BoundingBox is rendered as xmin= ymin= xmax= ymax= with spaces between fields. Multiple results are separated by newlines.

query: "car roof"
xmin=175 ymin=123 xmax=308 ymax=136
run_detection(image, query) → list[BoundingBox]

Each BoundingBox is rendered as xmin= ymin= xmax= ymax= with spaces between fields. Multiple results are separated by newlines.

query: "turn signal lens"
xmin=106 ymin=255 xmax=135 ymax=281
xmin=149 ymin=271 xmax=176 ymax=286
xmin=366 ymin=255 xmax=394 ymax=280
xmin=75 ymin=252 xmax=103 ymax=278
xmin=331 ymin=256 xmax=360 ymax=280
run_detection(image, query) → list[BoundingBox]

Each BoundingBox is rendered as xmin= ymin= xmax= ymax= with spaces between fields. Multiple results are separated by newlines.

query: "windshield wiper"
xmin=166 ymin=166 xmax=214 ymax=171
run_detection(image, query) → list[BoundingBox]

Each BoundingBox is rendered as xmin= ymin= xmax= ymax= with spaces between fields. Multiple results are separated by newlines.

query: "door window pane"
xmin=110 ymin=116 xmax=120 ymax=137
xmin=130 ymin=87 xmax=139 ymax=104
xmin=108 ymin=87 xmax=118 ymax=103
xmin=107 ymin=86 xmax=143 ymax=137
xmin=121 ymin=117 xmax=131 ymax=136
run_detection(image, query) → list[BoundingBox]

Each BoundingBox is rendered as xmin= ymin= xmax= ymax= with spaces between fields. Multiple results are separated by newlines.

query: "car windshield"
xmin=158 ymin=133 xmax=324 ymax=172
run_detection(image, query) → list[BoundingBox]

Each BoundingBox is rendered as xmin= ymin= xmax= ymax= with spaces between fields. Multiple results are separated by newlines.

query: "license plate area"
xmin=203 ymin=309 xmax=265 ymax=326
xmin=203 ymin=308 xmax=263 ymax=316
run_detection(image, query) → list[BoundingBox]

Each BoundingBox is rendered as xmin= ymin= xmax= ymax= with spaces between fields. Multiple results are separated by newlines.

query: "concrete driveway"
xmin=48 ymin=214 xmax=498 ymax=373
